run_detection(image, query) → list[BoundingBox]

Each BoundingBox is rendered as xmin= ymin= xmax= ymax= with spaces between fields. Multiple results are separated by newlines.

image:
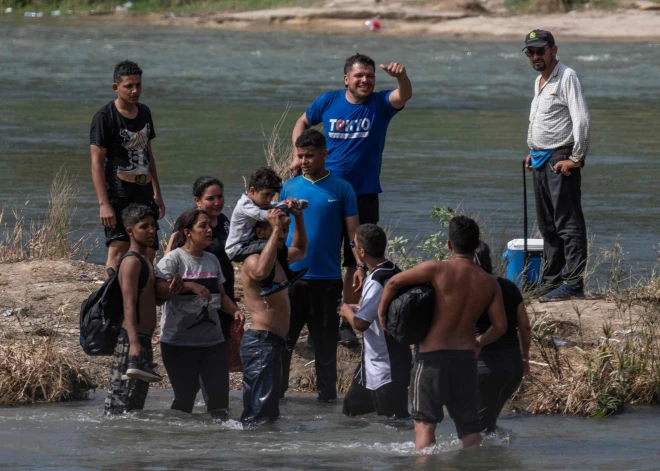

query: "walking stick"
xmin=522 ymin=159 xmax=529 ymax=290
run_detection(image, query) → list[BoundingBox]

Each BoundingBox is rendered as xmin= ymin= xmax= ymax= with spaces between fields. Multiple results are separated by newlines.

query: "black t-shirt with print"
xmin=90 ymin=101 xmax=156 ymax=202
xmin=206 ymin=213 xmax=235 ymax=299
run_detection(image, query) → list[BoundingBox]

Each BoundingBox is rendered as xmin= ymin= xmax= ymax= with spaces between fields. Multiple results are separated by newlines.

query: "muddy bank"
xmin=0 ymin=259 xmax=361 ymax=401
xmin=1 ymin=258 xmax=654 ymax=408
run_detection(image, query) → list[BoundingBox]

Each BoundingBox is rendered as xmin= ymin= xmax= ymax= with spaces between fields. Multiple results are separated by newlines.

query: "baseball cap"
xmin=522 ymin=30 xmax=555 ymax=51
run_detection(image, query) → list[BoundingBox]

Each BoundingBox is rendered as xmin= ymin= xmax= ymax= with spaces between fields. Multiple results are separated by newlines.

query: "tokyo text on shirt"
xmin=305 ymin=90 xmax=401 ymax=195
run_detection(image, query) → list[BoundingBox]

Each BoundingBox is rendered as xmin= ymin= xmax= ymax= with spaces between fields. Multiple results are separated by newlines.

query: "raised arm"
xmin=90 ymin=145 xmax=115 ymax=229
xmin=246 ymin=209 xmax=284 ymax=281
xmin=287 ymin=208 xmax=307 ymax=264
xmin=377 ymin=261 xmax=440 ymax=329
xmin=290 ymin=112 xmax=311 ymax=174
xmin=476 ymin=279 xmax=507 ymax=349
xmin=381 ymin=62 xmax=413 ymax=110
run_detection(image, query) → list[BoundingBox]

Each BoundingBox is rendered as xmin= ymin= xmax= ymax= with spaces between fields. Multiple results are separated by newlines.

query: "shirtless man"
xmin=377 ymin=216 xmax=507 ymax=450
xmin=105 ymin=203 xmax=181 ymax=415
xmin=240 ymin=206 xmax=307 ymax=425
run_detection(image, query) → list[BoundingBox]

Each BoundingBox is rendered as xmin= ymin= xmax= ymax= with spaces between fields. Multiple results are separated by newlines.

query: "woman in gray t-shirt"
xmin=156 ymin=209 xmax=244 ymax=416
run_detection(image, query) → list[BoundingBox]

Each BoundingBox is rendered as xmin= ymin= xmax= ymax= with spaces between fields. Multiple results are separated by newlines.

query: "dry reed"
xmin=262 ymin=104 xmax=294 ymax=182
xmin=0 ymin=167 xmax=86 ymax=262
xmin=0 ymin=305 xmax=96 ymax=406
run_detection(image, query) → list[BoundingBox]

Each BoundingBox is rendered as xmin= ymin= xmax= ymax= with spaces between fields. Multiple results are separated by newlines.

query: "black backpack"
xmin=386 ymin=283 xmax=435 ymax=345
xmin=79 ymin=252 xmax=150 ymax=356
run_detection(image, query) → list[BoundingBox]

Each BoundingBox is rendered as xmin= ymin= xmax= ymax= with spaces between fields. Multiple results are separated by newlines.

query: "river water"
xmin=1 ymin=390 xmax=660 ymax=470
xmin=1 ymin=18 xmax=659 ymax=275
xmin=2 ymin=18 xmax=660 ymax=469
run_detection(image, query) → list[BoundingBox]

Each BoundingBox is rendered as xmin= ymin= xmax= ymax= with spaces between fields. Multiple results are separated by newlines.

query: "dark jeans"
xmin=532 ymin=150 xmax=588 ymax=289
xmin=477 ymin=350 xmax=523 ymax=433
xmin=343 ymin=366 xmax=410 ymax=418
xmin=160 ymin=341 xmax=229 ymax=414
xmin=282 ymin=279 xmax=343 ymax=401
xmin=240 ymin=329 xmax=286 ymax=425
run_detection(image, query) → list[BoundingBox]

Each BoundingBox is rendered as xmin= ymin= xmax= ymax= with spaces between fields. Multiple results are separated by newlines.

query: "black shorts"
xmin=410 ymin=350 xmax=482 ymax=438
xmin=104 ymin=198 xmax=160 ymax=250
xmin=342 ymin=194 xmax=379 ymax=267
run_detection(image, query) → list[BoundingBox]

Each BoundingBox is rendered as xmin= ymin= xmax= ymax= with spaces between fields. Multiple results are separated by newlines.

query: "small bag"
xmin=386 ymin=283 xmax=434 ymax=345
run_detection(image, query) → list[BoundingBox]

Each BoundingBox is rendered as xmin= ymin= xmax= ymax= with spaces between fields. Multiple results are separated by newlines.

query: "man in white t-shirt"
xmin=340 ymin=224 xmax=411 ymax=418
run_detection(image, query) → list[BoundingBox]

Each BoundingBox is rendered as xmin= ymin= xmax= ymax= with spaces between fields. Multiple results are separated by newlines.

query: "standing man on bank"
xmin=90 ymin=60 xmax=166 ymax=275
xmin=280 ymin=129 xmax=361 ymax=403
xmin=291 ymin=53 xmax=413 ymax=343
xmin=523 ymin=30 xmax=590 ymax=302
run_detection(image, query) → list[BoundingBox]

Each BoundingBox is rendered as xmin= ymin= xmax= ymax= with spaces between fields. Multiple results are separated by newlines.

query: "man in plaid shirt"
xmin=523 ymin=30 xmax=591 ymax=302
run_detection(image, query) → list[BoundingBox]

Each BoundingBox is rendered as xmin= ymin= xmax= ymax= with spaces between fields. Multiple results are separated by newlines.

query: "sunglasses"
xmin=524 ymin=46 xmax=549 ymax=58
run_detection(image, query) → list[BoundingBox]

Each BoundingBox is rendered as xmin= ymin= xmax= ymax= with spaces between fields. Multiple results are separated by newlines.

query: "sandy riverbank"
xmin=88 ymin=0 xmax=660 ymax=42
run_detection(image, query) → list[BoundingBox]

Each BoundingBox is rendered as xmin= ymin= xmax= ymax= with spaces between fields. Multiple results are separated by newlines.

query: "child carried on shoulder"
xmin=225 ymin=167 xmax=308 ymax=296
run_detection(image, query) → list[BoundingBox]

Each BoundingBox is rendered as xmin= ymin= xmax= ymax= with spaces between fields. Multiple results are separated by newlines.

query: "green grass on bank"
xmin=0 ymin=0 xmax=316 ymax=15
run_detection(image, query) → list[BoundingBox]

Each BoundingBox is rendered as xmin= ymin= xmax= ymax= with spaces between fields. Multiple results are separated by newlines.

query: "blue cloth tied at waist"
xmin=530 ymin=149 xmax=556 ymax=169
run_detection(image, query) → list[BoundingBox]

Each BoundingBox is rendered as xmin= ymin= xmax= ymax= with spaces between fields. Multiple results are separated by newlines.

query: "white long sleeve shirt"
xmin=527 ymin=62 xmax=591 ymax=163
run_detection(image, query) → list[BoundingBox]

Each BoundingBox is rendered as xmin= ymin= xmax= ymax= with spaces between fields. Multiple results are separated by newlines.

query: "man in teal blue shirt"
xmin=280 ymin=129 xmax=363 ymax=402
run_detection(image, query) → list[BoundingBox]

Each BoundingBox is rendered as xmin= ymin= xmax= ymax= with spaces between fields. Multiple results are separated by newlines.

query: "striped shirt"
xmin=527 ymin=62 xmax=591 ymax=163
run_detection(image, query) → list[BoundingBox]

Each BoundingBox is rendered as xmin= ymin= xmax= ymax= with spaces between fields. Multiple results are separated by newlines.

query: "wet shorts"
xmin=410 ymin=350 xmax=483 ymax=438
xmin=342 ymin=194 xmax=379 ymax=267
xmin=105 ymin=198 xmax=160 ymax=250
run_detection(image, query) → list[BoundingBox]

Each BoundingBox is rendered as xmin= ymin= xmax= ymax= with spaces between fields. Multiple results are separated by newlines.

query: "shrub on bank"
xmin=0 ymin=333 xmax=96 ymax=406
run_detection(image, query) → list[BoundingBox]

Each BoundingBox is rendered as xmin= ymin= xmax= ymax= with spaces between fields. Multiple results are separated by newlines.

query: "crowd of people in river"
xmin=89 ymin=28 xmax=590 ymax=451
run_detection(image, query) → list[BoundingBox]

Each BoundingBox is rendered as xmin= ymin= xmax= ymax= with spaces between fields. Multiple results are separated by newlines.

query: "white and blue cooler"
xmin=503 ymin=238 xmax=544 ymax=288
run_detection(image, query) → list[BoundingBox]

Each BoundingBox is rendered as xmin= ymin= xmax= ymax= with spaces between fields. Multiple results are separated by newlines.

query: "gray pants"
xmin=532 ymin=149 xmax=587 ymax=289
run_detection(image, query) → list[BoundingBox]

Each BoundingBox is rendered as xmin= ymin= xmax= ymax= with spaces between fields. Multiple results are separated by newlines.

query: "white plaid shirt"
xmin=527 ymin=62 xmax=591 ymax=163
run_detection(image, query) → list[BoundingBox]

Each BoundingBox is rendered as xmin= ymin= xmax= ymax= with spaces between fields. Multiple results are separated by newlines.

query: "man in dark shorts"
xmin=90 ymin=60 xmax=165 ymax=276
xmin=291 ymin=53 xmax=413 ymax=344
xmin=378 ymin=216 xmax=507 ymax=450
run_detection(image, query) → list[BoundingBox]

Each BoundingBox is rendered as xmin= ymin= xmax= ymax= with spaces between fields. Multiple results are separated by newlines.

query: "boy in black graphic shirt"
xmin=90 ymin=60 xmax=165 ymax=275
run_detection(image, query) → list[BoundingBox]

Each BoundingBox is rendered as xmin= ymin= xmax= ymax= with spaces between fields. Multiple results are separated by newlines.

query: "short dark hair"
xmin=248 ymin=167 xmax=282 ymax=193
xmin=448 ymin=216 xmax=480 ymax=255
xmin=171 ymin=208 xmax=209 ymax=249
xmin=475 ymin=241 xmax=493 ymax=275
xmin=114 ymin=60 xmax=142 ymax=83
xmin=295 ymin=129 xmax=326 ymax=150
xmin=344 ymin=53 xmax=375 ymax=75
xmin=356 ymin=224 xmax=387 ymax=258
xmin=121 ymin=203 xmax=156 ymax=228
xmin=193 ymin=176 xmax=224 ymax=199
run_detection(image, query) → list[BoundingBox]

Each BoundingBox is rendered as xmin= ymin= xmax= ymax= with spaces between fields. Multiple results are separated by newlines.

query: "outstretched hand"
xmin=380 ymin=62 xmax=407 ymax=79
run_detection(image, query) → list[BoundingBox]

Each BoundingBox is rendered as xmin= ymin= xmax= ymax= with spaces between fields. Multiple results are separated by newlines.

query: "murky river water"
xmin=1 ymin=18 xmax=659 ymax=276
xmin=1 ymin=390 xmax=660 ymax=470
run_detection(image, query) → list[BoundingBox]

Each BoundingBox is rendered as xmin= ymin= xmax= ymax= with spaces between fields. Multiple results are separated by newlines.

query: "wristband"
xmin=357 ymin=263 xmax=367 ymax=271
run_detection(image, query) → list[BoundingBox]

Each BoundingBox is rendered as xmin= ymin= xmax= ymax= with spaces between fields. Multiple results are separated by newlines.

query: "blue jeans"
xmin=240 ymin=329 xmax=286 ymax=425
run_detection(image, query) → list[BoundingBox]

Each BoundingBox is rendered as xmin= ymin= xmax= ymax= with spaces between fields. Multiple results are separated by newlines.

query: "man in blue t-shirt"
xmin=291 ymin=52 xmax=413 ymax=343
xmin=280 ymin=129 xmax=361 ymax=403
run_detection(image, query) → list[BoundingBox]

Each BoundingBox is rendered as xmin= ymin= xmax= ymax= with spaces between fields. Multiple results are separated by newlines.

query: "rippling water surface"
xmin=1 ymin=391 xmax=660 ymax=470
xmin=1 ymin=18 xmax=659 ymax=275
